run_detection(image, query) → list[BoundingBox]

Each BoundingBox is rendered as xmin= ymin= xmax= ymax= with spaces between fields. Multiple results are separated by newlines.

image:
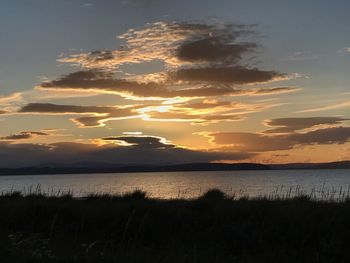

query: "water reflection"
xmin=0 ymin=169 xmax=349 ymax=199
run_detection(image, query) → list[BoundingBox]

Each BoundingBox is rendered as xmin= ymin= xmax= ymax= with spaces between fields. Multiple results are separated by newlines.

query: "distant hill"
xmin=0 ymin=163 xmax=269 ymax=176
xmin=0 ymin=161 xmax=349 ymax=176
xmin=270 ymin=161 xmax=350 ymax=170
xmin=313 ymin=161 xmax=350 ymax=169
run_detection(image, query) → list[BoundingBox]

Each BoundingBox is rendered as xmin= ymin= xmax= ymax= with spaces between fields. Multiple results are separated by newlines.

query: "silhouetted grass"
xmin=0 ymin=189 xmax=349 ymax=262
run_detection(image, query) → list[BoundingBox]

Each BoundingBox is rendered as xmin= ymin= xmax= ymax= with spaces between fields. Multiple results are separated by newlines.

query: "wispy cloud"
xmin=81 ymin=2 xmax=93 ymax=8
xmin=263 ymin=117 xmax=349 ymax=133
xmin=296 ymin=100 xmax=350 ymax=113
xmin=58 ymin=21 xmax=259 ymax=70
xmin=18 ymin=103 xmax=143 ymax=128
xmin=0 ymin=131 xmax=48 ymax=141
xmin=203 ymin=125 xmax=350 ymax=152
xmin=16 ymin=97 xmax=285 ymax=127
xmin=281 ymin=51 xmax=319 ymax=61
xmin=37 ymin=68 xmax=294 ymax=101
xmin=337 ymin=47 xmax=350 ymax=53
xmin=0 ymin=92 xmax=22 ymax=104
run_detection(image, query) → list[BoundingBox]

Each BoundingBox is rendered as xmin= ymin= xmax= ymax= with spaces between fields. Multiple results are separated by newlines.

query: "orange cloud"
xmin=203 ymin=125 xmax=350 ymax=152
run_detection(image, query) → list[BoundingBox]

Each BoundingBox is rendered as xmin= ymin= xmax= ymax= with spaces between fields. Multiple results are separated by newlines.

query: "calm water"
xmin=0 ymin=169 xmax=349 ymax=199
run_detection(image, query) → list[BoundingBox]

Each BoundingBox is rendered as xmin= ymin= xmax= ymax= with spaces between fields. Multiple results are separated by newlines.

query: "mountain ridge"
xmin=0 ymin=161 xmax=349 ymax=175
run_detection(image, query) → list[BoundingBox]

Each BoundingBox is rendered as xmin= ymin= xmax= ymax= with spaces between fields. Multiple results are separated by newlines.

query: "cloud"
xmin=251 ymin=87 xmax=299 ymax=95
xmin=0 ymin=135 xmax=253 ymax=168
xmin=281 ymin=51 xmax=319 ymax=61
xmin=338 ymin=47 xmax=350 ymax=54
xmin=144 ymin=111 xmax=244 ymax=124
xmin=102 ymin=135 xmax=174 ymax=148
xmin=296 ymin=100 xmax=350 ymax=113
xmin=19 ymin=101 xmax=246 ymax=127
xmin=59 ymin=21 xmax=257 ymax=69
xmin=50 ymin=21 xmax=290 ymax=101
xmin=175 ymin=35 xmax=257 ymax=64
xmin=0 ymin=92 xmax=22 ymax=104
xmin=171 ymin=66 xmax=285 ymax=84
xmin=5 ymin=20 xmax=299 ymax=147
xmin=19 ymin=102 xmax=143 ymax=128
xmin=72 ymin=114 xmax=140 ymax=128
xmin=207 ymin=132 xmax=291 ymax=152
xmin=140 ymin=99 xmax=284 ymax=124
xmin=19 ymin=102 xmax=136 ymax=115
xmin=0 ymin=92 xmax=23 ymax=113
xmin=16 ymin=95 xmax=286 ymax=127
xmin=28 ymin=20 xmax=295 ymax=137
xmin=25 ymin=87 xmax=104 ymax=100
xmin=0 ymin=131 xmax=48 ymax=140
xmin=81 ymin=2 xmax=93 ymax=7
xmin=264 ymin=117 xmax=349 ymax=134
xmin=205 ymin=126 xmax=350 ymax=152
xmin=38 ymin=69 xmax=294 ymax=101
xmin=17 ymin=101 xmax=247 ymax=127
xmin=38 ymin=70 xmax=229 ymax=99
xmin=17 ymin=87 xmax=292 ymax=127
xmin=288 ymin=126 xmax=350 ymax=145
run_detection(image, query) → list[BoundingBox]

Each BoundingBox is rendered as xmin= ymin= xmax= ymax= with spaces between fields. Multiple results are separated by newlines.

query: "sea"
xmin=0 ymin=169 xmax=349 ymax=200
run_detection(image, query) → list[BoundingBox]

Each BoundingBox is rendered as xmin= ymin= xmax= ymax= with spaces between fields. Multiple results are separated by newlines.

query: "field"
xmin=0 ymin=189 xmax=349 ymax=262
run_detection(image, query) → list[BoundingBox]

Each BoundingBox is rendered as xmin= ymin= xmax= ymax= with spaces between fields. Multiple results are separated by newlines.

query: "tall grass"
xmin=3 ymin=183 xmax=350 ymax=201
xmin=0 ymin=188 xmax=349 ymax=262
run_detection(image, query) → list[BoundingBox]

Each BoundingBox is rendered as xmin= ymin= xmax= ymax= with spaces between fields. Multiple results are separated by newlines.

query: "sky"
xmin=0 ymin=0 xmax=350 ymax=167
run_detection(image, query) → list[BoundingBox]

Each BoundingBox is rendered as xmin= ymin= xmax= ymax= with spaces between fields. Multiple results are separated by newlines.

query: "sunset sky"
xmin=1 ymin=0 xmax=350 ymax=167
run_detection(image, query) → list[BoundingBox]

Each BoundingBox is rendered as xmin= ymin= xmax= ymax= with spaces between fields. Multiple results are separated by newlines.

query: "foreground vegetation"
xmin=0 ymin=189 xmax=349 ymax=263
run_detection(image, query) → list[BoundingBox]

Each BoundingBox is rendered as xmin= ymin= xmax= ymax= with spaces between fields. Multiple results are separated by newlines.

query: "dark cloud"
xmin=40 ymin=70 xmax=166 ymax=98
xmin=39 ymin=71 xmax=231 ymax=99
xmin=171 ymin=66 xmax=284 ymax=84
xmin=71 ymin=111 xmax=140 ymax=127
xmin=59 ymin=21 xmax=257 ymax=69
xmin=289 ymin=126 xmax=350 ymax=145
xmin=17 ymin=101 xmax=245 ymax=127
xmin=264 ymin=117 xmax=349 ymax=133
xmin=71 ymin=116 xmax=111 ymax=127
xmin=39 ymin=70 xmax=224 ymax=99
xmin=19 ymin=102 xmax=137 ymax=115
xmin=208 ymin=126 xmax=350 ymax=152
xmin=176 ymin=37 xmax=257 ymax=63
xmin=16 ymin=97 xmax=287 ymax=128
xmin=39 ymin=69 xmax=291 ymax=100
xmin=1 ymin=131 xmax=48 ymax=140
xmin=253 ymin=87 xmax=298 ymax=95
xmin=19 ymin=103 xmax=142 ymax=127
xmin=0 ymin=136 xmax=253 ymax=168
xmin=102 ymin=135 xmax=174 ymax=148
xmin=52 ymin=21 xmax=289 ymax=100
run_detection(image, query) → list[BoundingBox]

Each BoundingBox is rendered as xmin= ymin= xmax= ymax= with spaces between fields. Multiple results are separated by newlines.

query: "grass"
xmin=0 ymin=189 xmax=349 ymax=262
